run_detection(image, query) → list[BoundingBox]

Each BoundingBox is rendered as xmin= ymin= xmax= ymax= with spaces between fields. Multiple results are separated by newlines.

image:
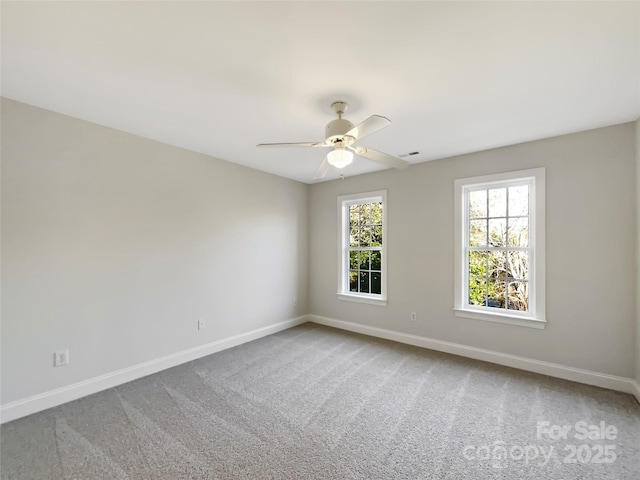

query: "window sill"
xmin=453 ymin=308 xmax=546 ymax=329
xmin=338 ymin=293 xmax=387 ymax=306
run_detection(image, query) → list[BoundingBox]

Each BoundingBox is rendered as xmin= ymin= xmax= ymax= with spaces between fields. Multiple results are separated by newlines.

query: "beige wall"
xmin=1 ymin=99 xmax=309 ymax=404
xmin=309 ymin=123 xmax=637 ymax=378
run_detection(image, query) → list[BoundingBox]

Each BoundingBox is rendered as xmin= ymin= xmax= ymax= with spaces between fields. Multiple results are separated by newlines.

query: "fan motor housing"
xmin=325 ymin=118 xmax=355 ymax=146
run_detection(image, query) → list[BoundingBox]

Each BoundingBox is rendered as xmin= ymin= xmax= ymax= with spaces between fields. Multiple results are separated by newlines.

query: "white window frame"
xmin=454 ymin=168 xmax=546 ymax=329
xmin=337 ymin=190 xmax=387 ymax=306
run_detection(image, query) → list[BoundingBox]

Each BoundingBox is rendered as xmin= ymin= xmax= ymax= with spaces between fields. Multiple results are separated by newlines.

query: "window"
xmin=454 ymin=168 xmax=545 ymax=328
xmin=337 ymin=190 xmax=387 ymax=306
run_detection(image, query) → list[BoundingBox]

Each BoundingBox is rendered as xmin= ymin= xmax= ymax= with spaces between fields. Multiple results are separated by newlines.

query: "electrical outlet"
xmin=54 ymin=350 xmax=69 ymax=367
xmin=410 ymin=312 xmax=417 ymax=321
xmin=198 ymin=319 xmax=206 ymax=331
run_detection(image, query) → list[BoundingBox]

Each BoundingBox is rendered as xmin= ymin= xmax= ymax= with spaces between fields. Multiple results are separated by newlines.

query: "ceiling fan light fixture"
xmin=257 ymin=101 xmax=409 ymax=179
xmin=327 ymin=148 xmax=353 ymax=169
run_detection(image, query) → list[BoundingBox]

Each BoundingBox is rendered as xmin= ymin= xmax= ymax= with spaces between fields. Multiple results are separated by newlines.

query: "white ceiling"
xmin=2 ymin=1 xmax=639 ymax=184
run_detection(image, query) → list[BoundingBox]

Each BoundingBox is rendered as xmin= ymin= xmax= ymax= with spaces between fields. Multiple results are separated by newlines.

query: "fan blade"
xmin=344 ymin=115 xmax=391 ymax=141
xmin=353 ymin=146 xmax=410 ymax=170
xmin=312 ymin=157 xmax=331 ymax=180
xmin=257 ymin=142 xmax=328 ymax=148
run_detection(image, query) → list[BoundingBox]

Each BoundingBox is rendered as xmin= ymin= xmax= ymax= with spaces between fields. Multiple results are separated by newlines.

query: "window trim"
xmin=453 ymin=168 xmax=546 ymax=329
xmin=337 ymin=190 xmax=388 ymax=306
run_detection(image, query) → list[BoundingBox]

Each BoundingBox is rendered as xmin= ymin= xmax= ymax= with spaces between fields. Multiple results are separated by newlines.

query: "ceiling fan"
xmin=257 ymin=101 xmax=410 ymax=179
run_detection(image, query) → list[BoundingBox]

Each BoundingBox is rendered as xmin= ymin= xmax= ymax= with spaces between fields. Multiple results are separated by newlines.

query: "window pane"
xmin=349 ymin=271 xmax=358 ymax=292
xmin=371 ymin=251 xmax=381 ymax=271
xmin=349 ymin=205 xmax=360 ymax=226
xmin=359 ymin=250 xmax=370 ymax=270
xmin=371 ymin=272 xmax=381 ymax=294
xmin=349 ymin=251 xmax=359 ymax=270
xmin=469 ymin=190 xmax=487 ymax=218
xmin=487 ymin=280 xmax=505 ymax=308
xmin=349 ymin=225 xmax=359 ymax=247
xmin=488 ymin=218 xmax=506 ymax=247
xmin=371 ymin=202 xmax=383 ymax=225
xmin=360 ymin=227 xmax=371 ymax=247
xmin=507 ymin=251 xmax=529 ymax=280
xmin=359 ymin=272 xmax=370 ymax=293
xmin=469 ymin=277 xmax=487 ymax=306
xmin=489 ymin=188 xmax=506 ymax=217
xmin=372 ymin=225 xmax=382 ymax=246
xmin=364 ymin=227 xmax=372 ymax=246
xmin=507 ymin=280 xmax=528 ymax=311
xmin=469 ymin=251 xmax=488 ymax=278
xmin=359 ymin=204 xmax=371 ymax=225
xmin=508 ymin=185 xmax=529 ymax=216
xmin=469 ymin=219 xmax=487 ymax=247
xmin=488 ymin=251 xmax=507 ymax=279
xmin=508 ymin=217 xmax=529 ymax=247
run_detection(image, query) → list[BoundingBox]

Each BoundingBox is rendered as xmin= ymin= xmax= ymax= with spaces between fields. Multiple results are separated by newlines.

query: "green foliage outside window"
xmin=467 ymin=186 xmax=529 ymax=311
xmin=349 ymin=202 xmax=382 ymax=295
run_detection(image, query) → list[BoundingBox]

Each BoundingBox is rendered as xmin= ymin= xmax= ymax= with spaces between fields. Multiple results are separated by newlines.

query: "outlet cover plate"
xmin=54 ymin=350 xmax=69 ymax=367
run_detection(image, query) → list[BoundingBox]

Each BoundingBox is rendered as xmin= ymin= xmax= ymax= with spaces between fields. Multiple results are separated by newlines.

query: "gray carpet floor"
xmin=1 ymin=323 xmax=639 ymax=479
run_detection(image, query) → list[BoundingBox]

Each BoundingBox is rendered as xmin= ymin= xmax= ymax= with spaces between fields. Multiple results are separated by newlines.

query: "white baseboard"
xmin=631 ymin=380 xmax=640 ymax=405
xmin=1 ymin=316 xmax=308 ymax=424
xmin=309 ymin=315 xmax=639 ymax=398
